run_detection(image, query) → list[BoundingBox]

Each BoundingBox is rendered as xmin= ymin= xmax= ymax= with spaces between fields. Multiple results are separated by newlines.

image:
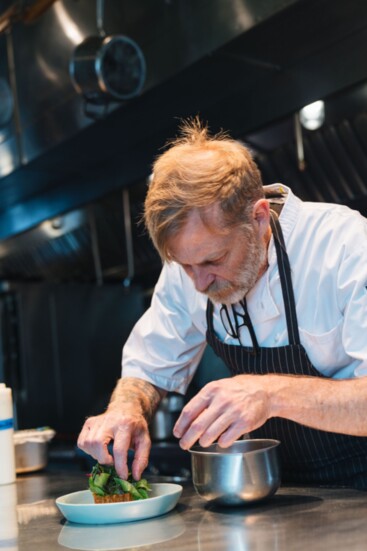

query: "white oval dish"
xmin=56 ymin=483 xmax=183 ymax=525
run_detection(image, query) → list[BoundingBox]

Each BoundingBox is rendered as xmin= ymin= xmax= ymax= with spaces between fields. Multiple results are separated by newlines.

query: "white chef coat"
xmin=122 ymin=184 xmax=367 ymax=393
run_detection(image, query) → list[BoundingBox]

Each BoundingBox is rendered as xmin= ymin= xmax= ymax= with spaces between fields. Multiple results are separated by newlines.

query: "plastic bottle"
xmin=0 ymin=383 xmax=16 ymax=485
xmin=0 ymin=482 xmax=18 ymax=551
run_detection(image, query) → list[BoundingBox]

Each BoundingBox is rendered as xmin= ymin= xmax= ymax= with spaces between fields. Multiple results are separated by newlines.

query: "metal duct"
xmin=0 ymin=0 xmax=300 ymax=239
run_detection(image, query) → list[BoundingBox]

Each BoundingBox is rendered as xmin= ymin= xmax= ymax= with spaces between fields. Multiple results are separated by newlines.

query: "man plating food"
xmin=78 ymin=118 xmax=367 ymax=489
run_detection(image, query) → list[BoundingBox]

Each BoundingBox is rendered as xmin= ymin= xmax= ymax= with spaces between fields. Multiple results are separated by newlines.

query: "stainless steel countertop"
xmin=1 ymin=467 xmax=367 ymax=551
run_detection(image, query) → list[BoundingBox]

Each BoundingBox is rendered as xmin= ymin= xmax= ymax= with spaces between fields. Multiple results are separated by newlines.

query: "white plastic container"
xmin=0 ymin=384 xmax=16 ymax=485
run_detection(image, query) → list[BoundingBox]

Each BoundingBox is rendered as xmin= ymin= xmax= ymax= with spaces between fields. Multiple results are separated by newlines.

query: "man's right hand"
xmin=77 ymin=377 xmax=165 ymax=480
xmin=77 ymin=405 xmax=151 ymax=480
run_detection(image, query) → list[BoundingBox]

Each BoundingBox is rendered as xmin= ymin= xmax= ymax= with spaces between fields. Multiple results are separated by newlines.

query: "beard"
xmin=204 ymin=230 xmax=268 ymax=305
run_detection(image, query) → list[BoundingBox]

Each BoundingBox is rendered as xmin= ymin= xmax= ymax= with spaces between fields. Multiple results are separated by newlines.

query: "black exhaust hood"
xmin=1 ymin=0 xmax=367 ymax=282
xmin=0 ymin=0 xmax=300 ymax=237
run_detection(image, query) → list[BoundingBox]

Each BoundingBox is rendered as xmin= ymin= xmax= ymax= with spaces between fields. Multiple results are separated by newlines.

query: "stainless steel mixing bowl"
xmin=189 ymin=439 xmax=281 ymax=506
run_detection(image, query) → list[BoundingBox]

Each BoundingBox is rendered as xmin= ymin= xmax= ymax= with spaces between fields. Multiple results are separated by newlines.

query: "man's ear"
xmin=252 ymin=199 xmax=270 ymax=237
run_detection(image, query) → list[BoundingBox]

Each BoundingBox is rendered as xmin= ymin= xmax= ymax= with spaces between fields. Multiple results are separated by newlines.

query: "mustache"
xmin=201 ymin=240 xmax=267 ymax=305
xmin=203 ymin=280 xmax=244 ymax=305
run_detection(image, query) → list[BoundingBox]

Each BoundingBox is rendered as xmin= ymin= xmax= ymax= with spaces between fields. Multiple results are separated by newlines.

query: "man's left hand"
xmin=173 ymin=375 xmax=272 ymax=449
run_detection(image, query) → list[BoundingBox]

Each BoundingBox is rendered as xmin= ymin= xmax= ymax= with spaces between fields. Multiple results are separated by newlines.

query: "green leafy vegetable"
xmin=88 ymin=463 xmax=151 ymax=500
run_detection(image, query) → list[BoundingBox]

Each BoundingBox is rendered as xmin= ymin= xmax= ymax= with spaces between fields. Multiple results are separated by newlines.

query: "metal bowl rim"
xmin=189 ymin=438 xmax=281 ymax=456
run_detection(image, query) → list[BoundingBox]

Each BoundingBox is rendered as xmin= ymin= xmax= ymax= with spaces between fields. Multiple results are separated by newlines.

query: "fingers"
xmin=176 ymin=406 xmax=238 ymax=450
xmin=173 ymin=387 xmax=214 ymax=439
xmin=174 ymin=381 xmax=233 ymax=449
xmin=110 ymin=426 xmax=132 ymax=480
xmin=217 ymin=423 xmax=250 ymax=447
xmin=77 ymin=412 xmax=152 ymax=481
xmin=173 ymin=376 xmax=270 ymax=450
xmin=131 ymin=432 xmax=151 ymax=481
xmin=197 ymin=413 xmax=234 ymax=448
xmin=112 ymin=423 xmax=151 ymax=480
xmin=77 ymin=416 xmax=114 ymax=466
xmin=176 ymin=408 xmax=252 ymax=450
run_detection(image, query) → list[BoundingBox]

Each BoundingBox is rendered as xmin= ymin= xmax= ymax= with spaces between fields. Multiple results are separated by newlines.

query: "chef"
xmin=78 ymin=118 xmax=367 ymax=489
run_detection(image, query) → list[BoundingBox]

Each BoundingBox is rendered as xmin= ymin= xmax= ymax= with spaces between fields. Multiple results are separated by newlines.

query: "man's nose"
xmin=191 ymin=266 xmax=215 ymax=292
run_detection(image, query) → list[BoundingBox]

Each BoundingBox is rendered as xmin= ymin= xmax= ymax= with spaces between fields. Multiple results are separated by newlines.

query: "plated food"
xmin=56 ymin=483 xmax=183 ymax=524
xmin=88 ymin=463 xmax=151 ymax=504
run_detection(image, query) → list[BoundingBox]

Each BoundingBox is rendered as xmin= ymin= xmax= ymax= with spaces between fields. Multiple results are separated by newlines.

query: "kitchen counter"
xmin=2 ymin=465 xmax=367 ymax=551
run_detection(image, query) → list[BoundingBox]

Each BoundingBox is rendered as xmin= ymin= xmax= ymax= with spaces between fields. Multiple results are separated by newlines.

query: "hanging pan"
xmin=69 ymin=0 xmax=146 ymax=102
xmin=70 ymin=34 xmax=146 ymax=102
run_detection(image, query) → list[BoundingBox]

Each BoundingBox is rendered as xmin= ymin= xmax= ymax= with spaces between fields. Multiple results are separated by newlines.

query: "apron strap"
xmin=270 ymin=210 xmax=301 ymax=345
xmin=206 ymin=296 xmax=213 ymax=329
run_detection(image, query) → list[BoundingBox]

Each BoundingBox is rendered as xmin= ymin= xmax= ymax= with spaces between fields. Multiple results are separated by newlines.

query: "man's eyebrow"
xmin=199 ymin=253 xmax=225 ymax=265
xmin=174 ymin=251 xmax=226 ymax=266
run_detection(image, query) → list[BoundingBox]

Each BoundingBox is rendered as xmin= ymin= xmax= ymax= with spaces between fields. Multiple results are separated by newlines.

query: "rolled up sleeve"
xmin=122 ymin=262 xmax=207 ymax=394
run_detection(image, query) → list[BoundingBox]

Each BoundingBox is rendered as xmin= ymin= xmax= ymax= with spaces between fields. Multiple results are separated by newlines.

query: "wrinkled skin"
xmin=173 ymin=375 xmax=271 ymax=449
xmin=77 ymin=378 xmax=164 ymax=480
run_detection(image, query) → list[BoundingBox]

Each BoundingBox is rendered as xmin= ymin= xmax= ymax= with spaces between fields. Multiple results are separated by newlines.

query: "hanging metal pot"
xmin=69 ymin=34 xmax=146 ymax=102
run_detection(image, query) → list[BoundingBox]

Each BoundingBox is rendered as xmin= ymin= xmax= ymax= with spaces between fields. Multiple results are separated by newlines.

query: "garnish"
xmin=88 ymin=463 xmax=151 ymax=501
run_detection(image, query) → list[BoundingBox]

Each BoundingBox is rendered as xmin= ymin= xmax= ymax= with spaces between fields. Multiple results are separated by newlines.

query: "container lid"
xmin=13 ymin=427 xmax=55 ymax=444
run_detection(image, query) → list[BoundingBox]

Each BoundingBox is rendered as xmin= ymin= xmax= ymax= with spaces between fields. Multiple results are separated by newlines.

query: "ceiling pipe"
xmin=294 ymin=112 xmax=306 ymax=171
xmin=88 ymin=206 xmax=103 ymax=286
xmin=122 ymin=188 xmax=134 ymax=288
xmin=96 ymin=0 xmax=106 ymax=37
xmin=5 ymin=27 xmax=24 ymax=167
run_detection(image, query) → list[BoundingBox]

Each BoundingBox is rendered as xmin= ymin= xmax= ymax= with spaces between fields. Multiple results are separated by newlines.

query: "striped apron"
xmin=206 ymin=212 xmax=367 ymax=489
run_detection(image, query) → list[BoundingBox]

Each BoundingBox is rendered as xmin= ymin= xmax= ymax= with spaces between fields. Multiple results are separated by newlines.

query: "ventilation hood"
xmin=1 ymin=0 xmax=367 ymax=283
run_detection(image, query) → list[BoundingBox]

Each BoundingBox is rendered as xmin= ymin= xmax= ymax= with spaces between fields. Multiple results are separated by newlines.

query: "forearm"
xmin=267 ymin=373 xmax=367 ymax=436
xmin=174 ymin=372 xmax=367 ymax=451
xmin=108 ymin=377 xmax=167 ymax=424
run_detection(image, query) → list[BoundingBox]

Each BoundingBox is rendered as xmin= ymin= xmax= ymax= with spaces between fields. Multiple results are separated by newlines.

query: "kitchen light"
xmin=54 ymin=2 xmax=84 ymax=45
xmin=0 ymin=141 xmax=16 ymax=177
xmin=40 ymin=211 xmax=85 ymax=239
xmin=299 ymin=100 xmax=325 ymax=130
